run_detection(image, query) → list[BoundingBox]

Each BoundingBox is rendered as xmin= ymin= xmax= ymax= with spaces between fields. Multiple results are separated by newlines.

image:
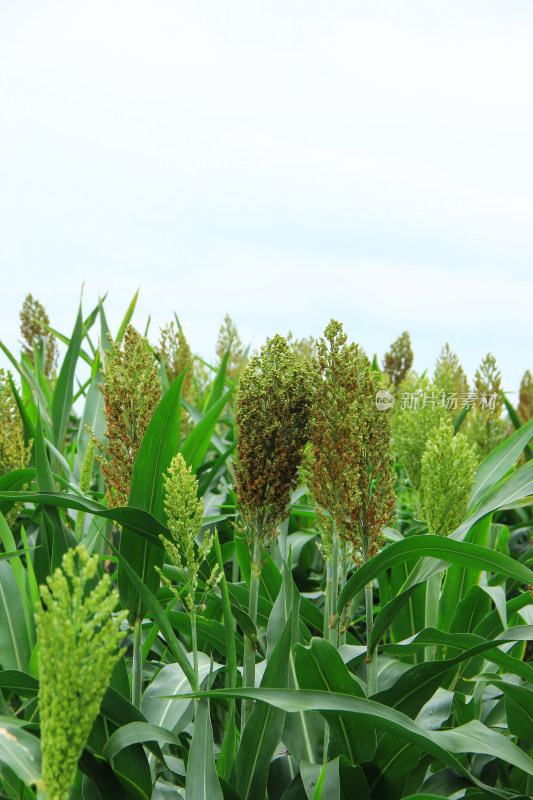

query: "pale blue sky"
xmin=1 ymin=0 xmax=532 ymax=394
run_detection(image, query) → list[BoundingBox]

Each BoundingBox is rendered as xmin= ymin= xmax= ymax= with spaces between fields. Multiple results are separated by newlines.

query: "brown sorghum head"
xmin=234 ymin=334 xmax=313 ymax=548
xmin=308 ymin=320 xmax=396 ymax=563
xmin=91 ymin=325 xmax=161 ymax=508
xmin=382 ymin=331 xmax=413 ymax=393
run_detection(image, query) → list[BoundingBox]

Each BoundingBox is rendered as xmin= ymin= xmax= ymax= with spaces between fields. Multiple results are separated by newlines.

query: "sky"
xmin=1 ymin=0 xmax=532 ymax=395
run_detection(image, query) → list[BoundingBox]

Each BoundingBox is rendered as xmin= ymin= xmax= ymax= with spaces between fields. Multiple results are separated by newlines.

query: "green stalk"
xmin=190 ymin=608 xmax=199 ymax=692
xmin=329 ymin=521 xmax=340 ymax=648
xmin=214 ymin=532 xmax=239 ymax=779
xmin=243 ymin=533 xmax=262 ymax=727
xmin=214 ymin=533 xmax=238 ymax=693
xmin=424 ymin=573 xmax=440 ymax=662
xmin=365 ymin=581 xmax=377 ymax=696
xmin=132 ymin=618 xmax=143 ymax=709
xmin=323 ymin=561 xmax=332 ymax=640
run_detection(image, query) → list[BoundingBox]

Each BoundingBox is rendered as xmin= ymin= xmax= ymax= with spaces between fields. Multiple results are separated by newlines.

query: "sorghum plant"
xmin=35 ymin=546 xmax=127 ymax=800
xmin=467 ymin=353 xmax=506 ymax=459
xmin=156 ymin=453 xmax=220 ymax=690
xmin=433 ymin=343 xmax=469 ymax=415
xmin=0 ymin=370 xmax=31 ymax=527
xmin=156 ymin=319 xmax=194 ymax=433
xmin=306 ymin=320 xmax=395 ymax=691
xmin=235 ymin=334 xmax=313 ymax=715
xmin=90 ymin=325 xmax=161 ymax=508
xmin=215 ymin=313 xmax=247 ymax=382
xmin=420 ymin=419 xmax=477 ymax=538
xmin=19 ymin=293 xmax=58 ymax=377
xmin=382 ymin=330 xmax=413 ymax=393
xmin=517 ymin=369 xmax=533 ymax=424
xmin=393 ymin=372 xmax=449 ymax=494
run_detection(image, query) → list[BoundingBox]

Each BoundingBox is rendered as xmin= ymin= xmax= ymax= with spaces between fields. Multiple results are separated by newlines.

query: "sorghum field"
xmin=1 ymin=291 xmax=533 ymax=800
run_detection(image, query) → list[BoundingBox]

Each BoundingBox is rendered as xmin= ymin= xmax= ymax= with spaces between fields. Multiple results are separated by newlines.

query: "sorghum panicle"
xmin=90 ymin=325 xmax=161 ymax=508
xmin=420 ymin=419 xmax=477 ymax=537
xmin=517 ymin=370 xmax=533 ymax=425
xmin=0 ymin=370 xmax=31 ymax=527
xmin=157 ymin=454 xmax=220 ymax=613
xmin=307 ymin=320 xmax=396 ymax=562
xmin=19 ymin=293 xmax=58 ymax=377
xmin=156 ymin=320 xmax=194 ymax=434
xmin=382 ymin=331 xmax=413 ymax=393
xmin=235 ymin=334 xmax=313 ymax=549
xmin=433 ymin=343 xmax=469 ymax=409
xmin=393 ymin=372 xmax=449 ymax=493
xmin=215 ymin=314 xmax=247 ymax=383
xmin=35 ymin=546 xmax=127 ymax=800
xmin=467 ymin=353 xmax=506 ymax=460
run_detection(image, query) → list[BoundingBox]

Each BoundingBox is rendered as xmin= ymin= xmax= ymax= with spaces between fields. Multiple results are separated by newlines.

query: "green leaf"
xmin=434 ymin=719 xmax=533 ymax=776
xmin=498 ymin=682 xmax=533 ymax=743
xmin=189 ymin=687 xmax=503 ymax=796
xmin=0 ymin=561 xmax=32 ymax=671
xmin=294 ymin=638 xmax=375 ymax=763
xmin=469 ymin=416 xmax=533 ymax=510
xmin=103 ymin=722 xmax=181 ymax=762
xmin=337 ymin=534 xmax=533 ymax=618
xmin=119 ymin=370 xmax=185 ymax=622
xmin=181 ymin=384 xmax=235 ymax=474
xmin=116 ymin=289 xmax=140 ymax=343
xmin=233 ymin=616 xmax=293 ymax=800
xmin=185 ymin=699 xmax=223 ymax=800
xmin=106 ymin=536 xmax=196 ymax=688
xmin=51 ymin=303 xmax=83 ymax=449
xmin=0 ymin=492 xmax=169 ymax=547
xmin=0 ymin=723 xmax=41 ymax=787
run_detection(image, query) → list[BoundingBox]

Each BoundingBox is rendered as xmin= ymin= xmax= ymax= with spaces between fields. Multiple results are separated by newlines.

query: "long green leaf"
xmin=188 ymin=687 xmax=505 ymax=796
xmin=336 ymin=535 xmax=533 ymax=616
xmin=469 ymin=416 xmax=533 ymax=510
xmin=185 ymin=699 xmax=223 ymax=800
xmin=51 ymin=303 xmax=83 ymax=449
xmin=119 ymin=371 xmax=185 ymax=622
xmin=0 ymin=723 xmax=41 ymax=787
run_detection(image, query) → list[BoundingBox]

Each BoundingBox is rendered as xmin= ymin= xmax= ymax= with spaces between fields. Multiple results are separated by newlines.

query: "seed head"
xmin=157 ymin=454 xmax=220 ymax=613
xmin=89 ymin=325 xmax=161 ymax=507
xmin=467 ymin=353 xmax=506 ymax=459
xmin=234 ymin=334 xmax=313 ymax=548
xmin=307 ymin=320 xmax=396 ymax=562
xmin=382 ymin=331 xmax=413 ymax=393
xmin=19 ymin=293 xmax=58 ymax=377
xmin=420 ymin=420 xmax=477 ymax=537
xmin=0 ymin=370 xmax=31 ymax=527
xmin=517 ymin=370 xmax=533 ymax=425
xmin=35 ymin=546 xmax=127 ymax=800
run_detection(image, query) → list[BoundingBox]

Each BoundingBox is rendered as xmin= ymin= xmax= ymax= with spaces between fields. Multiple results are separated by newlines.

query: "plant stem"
xmin=243 ymin=533 xmax=261 ymax=728
xmin=191 ymin=608 xmax=199 ymax=692
xmin=365 ymin=581 xmax=377 ymax=696
xmin=132 ymin=618 xmax=143 ymax=709
xmin=424 ymin=573 xmax=440 ymax=662
xmin=329 ymin=521 xmax=340 ymax=648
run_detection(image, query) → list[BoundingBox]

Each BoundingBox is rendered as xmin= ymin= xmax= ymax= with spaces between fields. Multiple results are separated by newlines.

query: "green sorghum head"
xmin=157 ymin=454 xmax=219 ymax=613
xmin=433 ymin=343 xmax=469 ymax=411
xmin=466 ymin=352 xmax=506 ymax=460
xmin=392 ymin=372 xmax=449 ymax=493
xmin=19 ymin=293 xmax=58 ymax=377
xmin=0 ymin=370 xmax=31 ymax=527
xmin=307 ymin=320 xmax=396 ymax=563
xmin=235 ymin=334 xmax=313 ymax=549
xmin=90 ymin=324 xmax=161 ymax=508
xmin=215 ymin=313 xmax=247 ymax=382
xmin=35 ymin=546 xmax=127 ymax=800
xmin=420 ymin=419 xmax=477 ymax=537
